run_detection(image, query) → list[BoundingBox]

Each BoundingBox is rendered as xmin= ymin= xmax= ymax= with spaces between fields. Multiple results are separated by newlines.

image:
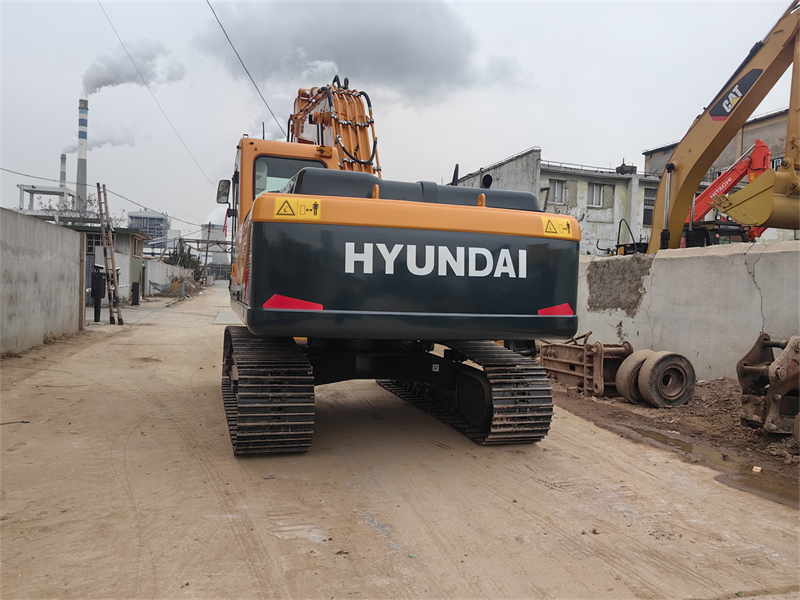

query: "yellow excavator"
xmin=216 ymin=77 xmax=581 ymax=454
xmin=647 ymin=0 xmax=799 ymax=253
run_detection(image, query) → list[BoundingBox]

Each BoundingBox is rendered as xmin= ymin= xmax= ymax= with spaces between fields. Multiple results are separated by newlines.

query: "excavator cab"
xmin=253 ymin=155 xmax=326 ymax=196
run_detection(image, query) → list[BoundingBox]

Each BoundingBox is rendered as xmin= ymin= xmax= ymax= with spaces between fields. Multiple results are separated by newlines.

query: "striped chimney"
xmin=59 ymin=153 xmax=68 ymax=210
xmin=76 ymin=99 xmax=88 ymax=212
xmin=60 ymin=154 xmax=67 ymax=187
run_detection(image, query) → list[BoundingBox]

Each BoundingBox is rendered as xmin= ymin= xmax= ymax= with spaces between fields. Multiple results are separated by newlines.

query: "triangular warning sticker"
xmin=545 ymin=219 xmax=557 ymax=234
xmin=277 ymin=200 xmax=295 ymax=216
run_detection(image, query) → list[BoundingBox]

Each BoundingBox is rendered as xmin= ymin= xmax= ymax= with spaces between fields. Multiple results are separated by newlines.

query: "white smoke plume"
xmin=64 ymin=125 xmax=136 ymax=154
xmin=278 ymin=48 xmax=338 ymax=82
xmin=82 ymin=39 xmax=185 ymax=96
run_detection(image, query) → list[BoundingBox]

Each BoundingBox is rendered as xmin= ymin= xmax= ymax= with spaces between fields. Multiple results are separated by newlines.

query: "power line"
xmin=96 ymin=0 xmax=216 ymax=189
xmin=0 ymin=166 xmax=202 ymax=227
xmin=205 ymin=0 xmax=286 ymax=138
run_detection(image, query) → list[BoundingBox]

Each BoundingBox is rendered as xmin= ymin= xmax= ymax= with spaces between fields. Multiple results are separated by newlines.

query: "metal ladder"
xmin=96 ymin=183 xmax=123 ymax=325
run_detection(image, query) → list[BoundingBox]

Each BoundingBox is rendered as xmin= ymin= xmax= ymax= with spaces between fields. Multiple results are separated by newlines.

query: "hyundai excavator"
xmin=216 ymin=77 xmax=581 ymax=454
xmin=647 ymin=0 xmax=800 ymax=254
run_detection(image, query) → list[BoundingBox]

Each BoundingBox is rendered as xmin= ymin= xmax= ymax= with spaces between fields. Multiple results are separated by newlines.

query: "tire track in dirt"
xmin=104 ymin=338 xmax=285 ymax=599
xmin=309 ymin=381 xmax=798 ymax=598
xmin=109 ymin=416 xmax=158 ymax=599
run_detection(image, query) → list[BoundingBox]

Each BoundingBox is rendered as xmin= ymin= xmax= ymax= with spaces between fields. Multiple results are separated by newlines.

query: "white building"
xmin=458 ymin=148 xmax=658 ymax=255
xmin=128 ymin=210 xmax=171 ymax=240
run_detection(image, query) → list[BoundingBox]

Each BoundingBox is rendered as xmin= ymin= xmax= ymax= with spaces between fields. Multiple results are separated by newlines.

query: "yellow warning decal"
xmin=542 ymin=216 xmax=574 ymax=238
xmin=273 ymin=197 xmax=322 ymax=220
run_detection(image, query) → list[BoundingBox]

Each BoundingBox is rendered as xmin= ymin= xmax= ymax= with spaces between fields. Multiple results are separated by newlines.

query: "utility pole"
xmin=203 ymin=221 xmax=212 ymax=285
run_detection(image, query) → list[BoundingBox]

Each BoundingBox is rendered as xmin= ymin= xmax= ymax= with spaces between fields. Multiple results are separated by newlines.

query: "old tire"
xmin=638 ymin=351 xmax=696 ymax=408
xmin=615 ymin=350 xmax=655 ymax=403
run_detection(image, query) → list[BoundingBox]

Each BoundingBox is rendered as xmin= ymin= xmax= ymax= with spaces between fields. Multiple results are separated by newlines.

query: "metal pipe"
xmin=661 ymin=162 xmax=674 ymax=249
xmin=740 ymin=364 xmax=770 ymax=375
xmin=764 ymin=339 xmax=789 ymax=349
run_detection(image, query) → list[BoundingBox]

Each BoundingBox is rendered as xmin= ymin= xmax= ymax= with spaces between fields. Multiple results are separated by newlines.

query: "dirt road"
xmin=1 ymin=286 xmax=798 ymax=599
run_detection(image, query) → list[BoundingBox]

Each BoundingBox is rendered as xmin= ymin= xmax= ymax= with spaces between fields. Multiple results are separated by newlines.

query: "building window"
xmin=86 ymin=233 xmax=103 ymax=253
xmin=643 ymin=188 xmax=656 ymax=227
xmin=550 ymin=180 xmax=566 ymax=205
xmin=86 ymin=232 xmax=114 ymax=253
xmin=587 ymin=183 xmax=603 ymax=208
xmin=132 ymin=238 xmax=143 ymax=258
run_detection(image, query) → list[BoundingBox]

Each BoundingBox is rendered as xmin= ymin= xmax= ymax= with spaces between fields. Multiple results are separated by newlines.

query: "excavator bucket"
xmin=713 ymin=159 xmax=800 ymax=229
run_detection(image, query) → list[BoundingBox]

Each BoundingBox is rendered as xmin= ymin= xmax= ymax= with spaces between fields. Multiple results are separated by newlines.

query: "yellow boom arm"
xmin=647 ymin=0 xmax=800 ymax=253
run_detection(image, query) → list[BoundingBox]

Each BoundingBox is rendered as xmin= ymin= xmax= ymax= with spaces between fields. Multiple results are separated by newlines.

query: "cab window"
xmin=254 ymin=156 xmax=325 ymax=198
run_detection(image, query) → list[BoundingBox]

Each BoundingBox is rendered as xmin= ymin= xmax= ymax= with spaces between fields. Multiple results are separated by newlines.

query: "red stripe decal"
xmin=263 ymin=294 xmax=323 ymax=311
xmin=537 ymin=303 xmax=574 ymax=316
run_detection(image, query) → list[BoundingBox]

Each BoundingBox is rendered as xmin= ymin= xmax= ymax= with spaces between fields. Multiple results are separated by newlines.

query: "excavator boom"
xmin=647 ymin=0 xmax=800 ymax=253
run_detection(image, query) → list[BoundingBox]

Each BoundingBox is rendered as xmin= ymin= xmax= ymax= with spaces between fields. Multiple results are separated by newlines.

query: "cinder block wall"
xmin=1 ymin=209 xmax=84 ymax=354
xmin=575 ymin=241 xmax=800 ymax=380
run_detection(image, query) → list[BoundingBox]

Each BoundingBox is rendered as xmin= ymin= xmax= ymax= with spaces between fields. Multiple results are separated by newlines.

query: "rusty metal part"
xmin=540 ymin=333 xmax=633 ymax=397
xmin=637 ymin=351 xmax=696 ymax=408
xmin=737 ymin=334 xmax=800 ymax=434
xmin=615 ymin=350 xmax=656 ymax=403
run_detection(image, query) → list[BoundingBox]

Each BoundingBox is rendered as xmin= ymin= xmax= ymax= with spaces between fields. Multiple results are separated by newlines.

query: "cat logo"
xmin=722 ymin=85 xmax=743 ymax=113
xmin=709 ymin=69 xmax=762 ymax=121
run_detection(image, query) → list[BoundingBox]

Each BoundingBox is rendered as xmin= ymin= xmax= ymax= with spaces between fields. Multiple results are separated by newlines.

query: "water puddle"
xmin=631 ymin=427 xmax=798 ymax=508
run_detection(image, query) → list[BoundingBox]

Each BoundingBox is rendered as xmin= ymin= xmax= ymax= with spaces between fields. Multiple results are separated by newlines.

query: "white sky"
xmin=1 ymin=1 xmax=794 ymax=237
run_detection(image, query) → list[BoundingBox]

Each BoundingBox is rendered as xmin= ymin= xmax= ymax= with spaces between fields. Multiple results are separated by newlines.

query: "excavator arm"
xmin=647 ymin=0 xmax=800 ymax=253
xmin=686 ymin=139 xmax=770 ymax=224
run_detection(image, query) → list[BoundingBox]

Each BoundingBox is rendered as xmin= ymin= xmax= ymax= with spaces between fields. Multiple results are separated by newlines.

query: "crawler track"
xmin=379 ymin=341 xmax=553 ymax=445
xmin=222 ymin=327 xmax=314 ymax=454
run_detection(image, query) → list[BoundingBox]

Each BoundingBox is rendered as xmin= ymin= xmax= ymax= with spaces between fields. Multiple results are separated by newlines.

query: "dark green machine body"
xmin=231 ymin=168 xmax=579 ymax=342
xmin=221 ymin=168 xmax=579 ymax=454
xmin=235 ymin=222 xmax=579 ymax=341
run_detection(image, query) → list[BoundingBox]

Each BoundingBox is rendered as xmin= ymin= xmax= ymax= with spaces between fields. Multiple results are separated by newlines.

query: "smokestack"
xmin=76 ymin=99 xmax=88 ymax=212
xmin=59 ymin=154 xmax=68 ymax=210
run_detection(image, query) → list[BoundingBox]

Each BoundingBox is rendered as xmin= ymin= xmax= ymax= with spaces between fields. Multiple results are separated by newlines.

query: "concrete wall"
xmin=1 ymin=208 xmax=84 ymax=354
xmin=143 ymin=259 xmax=191 ymax=296
xmin=574 ymin=241 xmax=800 ymax=380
